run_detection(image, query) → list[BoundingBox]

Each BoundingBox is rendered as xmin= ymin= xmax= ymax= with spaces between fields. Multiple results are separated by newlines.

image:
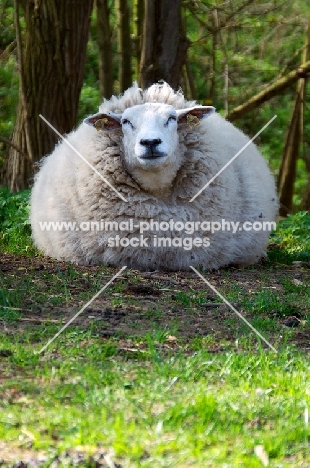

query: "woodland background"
xmin=0 ymin=4 xmax=310 ymax=466
xmin=0 ymin=0 xmax=309 ymax=216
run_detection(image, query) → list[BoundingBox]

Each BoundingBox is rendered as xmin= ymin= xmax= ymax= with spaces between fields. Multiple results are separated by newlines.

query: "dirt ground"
xmin=1 ymin=252 xmax=309 ymax=352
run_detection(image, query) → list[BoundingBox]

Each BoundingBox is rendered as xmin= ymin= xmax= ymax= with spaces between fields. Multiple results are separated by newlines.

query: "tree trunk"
xmin=139 ymin=0 xmax=189 ymax=89
xmin=97 ymin=0 xmax=113 ymax=99
xmin=2 ymin=0 xmax=94 ymax=192
xmin=185 ymin=58 xmax=197 ymax=100
xmin=302 ymin=20 xmax=310 ymax=211
xmin=278 ymin=20 xmax=310 ymax=216
xmin=277 ymin=94 xmax=302 ymax=216
xmin=223 ymin=63 xmax=229 ymax=116
xmin=226 ymin=59 xmax=310 ymax=122
xmin=116 ymin=0 xmax=132 ymax=92
xmin=133 ymin=0 xmax=144 ymax=79
xmin=209 ymin=9 xmax=218 ymax=103
xmin=301 ymin=150 xmax=310 ymax=210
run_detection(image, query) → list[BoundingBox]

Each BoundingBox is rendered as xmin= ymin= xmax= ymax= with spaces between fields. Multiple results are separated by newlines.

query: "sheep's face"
xmin=84 ymin=102 xmax=214 ymax=192
xmin=121 ymin=104 xmax=178 ymax=169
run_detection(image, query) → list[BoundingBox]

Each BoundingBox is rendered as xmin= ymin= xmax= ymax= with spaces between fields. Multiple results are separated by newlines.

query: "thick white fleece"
xmin=30 ymin=83 xmax=277 ymax=270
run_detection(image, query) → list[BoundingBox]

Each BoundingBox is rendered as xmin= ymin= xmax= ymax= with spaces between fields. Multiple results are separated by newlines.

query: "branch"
xmin=226 ymin=60 xmax=310 ymax=121
xmin=223 ymin=0 xmax=257 ymax=28
xmin=0 ymin=134 xmax=28 ymax=158
xmin=0 ymin=39 xmax=17 ymax=60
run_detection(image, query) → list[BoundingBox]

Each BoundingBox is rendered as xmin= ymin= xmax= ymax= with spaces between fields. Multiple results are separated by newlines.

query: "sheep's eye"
xmin=165 ymin=116 xmax=177 ymax=126
xmin=122 ymin=119 xmax=133 ymax=128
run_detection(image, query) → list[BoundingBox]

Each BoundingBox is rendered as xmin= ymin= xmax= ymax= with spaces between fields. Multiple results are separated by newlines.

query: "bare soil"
xmin=1 ymin=252 xmax=309 ymax=352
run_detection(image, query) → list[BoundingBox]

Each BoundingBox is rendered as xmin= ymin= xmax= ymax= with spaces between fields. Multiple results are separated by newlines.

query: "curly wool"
xmin=99 ymin=81 xmax=196 ymax=114
xmin=30 ymin=82 xmax=278 ymax=270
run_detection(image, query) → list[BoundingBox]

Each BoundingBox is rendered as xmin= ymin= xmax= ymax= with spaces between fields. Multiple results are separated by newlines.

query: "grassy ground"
xmin=0 ymin=188 xmax=309 ymax=467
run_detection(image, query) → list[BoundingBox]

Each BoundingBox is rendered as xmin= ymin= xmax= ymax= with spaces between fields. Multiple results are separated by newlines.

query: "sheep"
xmin=30 ymin=82 xmax=278 ymax=270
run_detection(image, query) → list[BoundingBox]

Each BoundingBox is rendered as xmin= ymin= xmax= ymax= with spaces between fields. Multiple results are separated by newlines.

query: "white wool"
xmin=30 ymin=82 xmax=278 ymax=270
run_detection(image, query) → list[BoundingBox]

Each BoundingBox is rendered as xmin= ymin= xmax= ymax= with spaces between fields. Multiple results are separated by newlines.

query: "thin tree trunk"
xmin=209 ymin=9 xmax=218 ymax=103
xmin=301 ymin=139 xmax=310 ymax=210
xmin=302 ymin=20 xmax=310 ymax=211
xmin=116 ymin=0 xmax=132 ymax=92
xmin=278 ymin=20 xmax=310 ymax=216
xmin=133 ymin=0 xmax=144 ymax=80
xmin=226 ymin=59 xmax=310 ymax=122
xmin=139 ymin=0 xmax=189 ymax=89
xmin=185 ymin=59 xmax=197 ymax=100
xmin=97 ymin=0 xmax=113 ymax=99
xmin=139 ymin=0 xmax=155 ymax=87
xmin=277 ymin=94 xmax=303 ymax=216
xmin=2 ymin=0 xmax=94 ymax=192
xmin=224 ymin=63 xmax=229 ymax=116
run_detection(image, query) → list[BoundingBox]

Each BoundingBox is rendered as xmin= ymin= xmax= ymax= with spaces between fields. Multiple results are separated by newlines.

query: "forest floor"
xmin=1 ymin=251 xmax=310 ymax=350
xmin=0 ymin=251 xmax=310 ymax=467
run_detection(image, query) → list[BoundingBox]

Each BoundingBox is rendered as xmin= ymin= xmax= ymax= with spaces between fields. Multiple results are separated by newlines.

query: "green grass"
xmin=0 ymin=188 xmax=309 ymax=466
xmin=0 ymin=333 xmax=309 ymax=467
xmin=269 ymin=211 xmax=310 ymax=264
xmin=0 ymin=187 xmax=37 ymax=255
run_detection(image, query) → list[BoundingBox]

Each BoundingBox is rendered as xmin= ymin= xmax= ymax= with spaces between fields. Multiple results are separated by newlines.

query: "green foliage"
xmin=0 ymin=1 xmax=19 ymax=165
xmin=0 ymin=1 xmax=15 ymax=47
xmin=0 ymin=187 xmax=35 ymax=254
xmin=0 ymin=56 xmax=19 ymax=135
xmin=77 ymin=85 xmax=101 ymax=122
xmin=182 ymin=0 xmax=309 ymax=212
xmin=270 ymin=211 xmax=310 ymax=262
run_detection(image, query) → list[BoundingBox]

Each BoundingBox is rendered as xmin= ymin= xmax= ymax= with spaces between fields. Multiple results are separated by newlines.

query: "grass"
xmin=0 ymin=188 xmax=309 ymax=467
xmin=0 ymin=187 xmax=36 ymax=255
xmin=0 ymin=335 xmax=309 ymax=467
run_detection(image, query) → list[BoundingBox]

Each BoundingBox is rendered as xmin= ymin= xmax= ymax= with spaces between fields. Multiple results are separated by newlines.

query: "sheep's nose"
xmin=140 ymin=138 xmax=162 ymax=148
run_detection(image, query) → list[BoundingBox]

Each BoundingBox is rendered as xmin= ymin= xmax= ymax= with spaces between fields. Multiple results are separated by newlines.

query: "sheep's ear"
xmin=176 ymin=106 xmax=215 ymax=128
xmin=83 ymin=112 xmax=122 ymax=131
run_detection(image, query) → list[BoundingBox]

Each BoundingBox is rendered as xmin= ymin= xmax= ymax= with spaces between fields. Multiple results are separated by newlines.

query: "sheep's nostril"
xmin=140 ymin=138 xmax=162 ymax=147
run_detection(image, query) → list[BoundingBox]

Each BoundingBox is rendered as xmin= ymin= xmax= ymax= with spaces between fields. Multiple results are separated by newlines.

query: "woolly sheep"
xmin=30 ymin=82 xmax=278 ymax=270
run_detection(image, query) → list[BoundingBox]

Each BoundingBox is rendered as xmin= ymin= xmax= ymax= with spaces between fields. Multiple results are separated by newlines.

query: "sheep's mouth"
xmin=140 ymin=152 xmax=167 ymax=160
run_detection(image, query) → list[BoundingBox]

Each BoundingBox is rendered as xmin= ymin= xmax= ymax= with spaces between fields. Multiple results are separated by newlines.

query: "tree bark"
xmin=133 ymin=0 xmax=144 ymax=79
xmin=209 ymin=9 xmax=218 ymax=103
xmin=139 ymin=0 xmax=189 ymax=89
xmin=278 ymin=20 xmax=310 ymax=216
xmin=116 ymin=0 xmax=132 ymax=92
xmin=277 ymin=91 xmax=303 ymax=216
xmin=185 ymin=59 xmax=197 ymax=100
xmin=302 ymin=20 xmax=310 ymax=211
xmin=97 ymin=0 xmax=113 ymax=99
xmin=2 ymin=0 xmax=94 ymax=192
xmin=226 ymin=60 xmax=310 ymax=122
